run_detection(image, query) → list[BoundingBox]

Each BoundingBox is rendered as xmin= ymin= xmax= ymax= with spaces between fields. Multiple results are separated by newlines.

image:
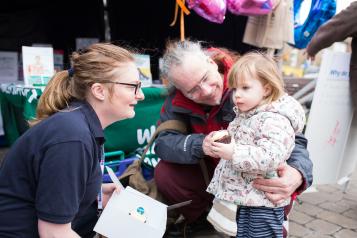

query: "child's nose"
xmin=234 ymin=90 xmax=240 ymax=98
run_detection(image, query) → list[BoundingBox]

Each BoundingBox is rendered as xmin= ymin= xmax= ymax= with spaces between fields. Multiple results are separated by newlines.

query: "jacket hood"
xmin=235 ymin=94 xmax=306 ymax=133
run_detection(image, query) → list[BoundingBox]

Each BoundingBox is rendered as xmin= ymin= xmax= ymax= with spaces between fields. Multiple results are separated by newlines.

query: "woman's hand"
xmin=253 ymin=164 xmax=303 ymax=205
xmin=102 ymin=183 xmax=121 ymax=208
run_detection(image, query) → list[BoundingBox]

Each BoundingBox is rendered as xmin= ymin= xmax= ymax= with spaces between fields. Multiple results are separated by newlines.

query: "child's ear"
xmin=263 ymin=84 xmax=272 ymax=97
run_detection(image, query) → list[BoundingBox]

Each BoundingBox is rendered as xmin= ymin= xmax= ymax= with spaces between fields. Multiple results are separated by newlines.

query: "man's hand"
xmin=102 ymin=183 xmax=121 ymax=208
xmin=253 ymin=164 xmax=303 ymax=205
xmin=203 ymin=132 xmax=220 ymax=158
xmin=303 ymin=50 xmax=315 ymax=61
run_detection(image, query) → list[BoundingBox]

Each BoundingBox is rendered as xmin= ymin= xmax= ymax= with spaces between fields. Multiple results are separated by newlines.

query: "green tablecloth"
xmin=0 ymin=84 xmax=43 ymax=145
xmin=0 ymin=83 xmax=167 ymax=166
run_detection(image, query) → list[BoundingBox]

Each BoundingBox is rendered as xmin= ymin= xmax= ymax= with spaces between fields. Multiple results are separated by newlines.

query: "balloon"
xmin=186 ymin=0 xmax=227 ymax=24
xmin=227 ymin=0 xmax=273 ymax=16
xmin=292 ymin=0 xmax=336 ymax=49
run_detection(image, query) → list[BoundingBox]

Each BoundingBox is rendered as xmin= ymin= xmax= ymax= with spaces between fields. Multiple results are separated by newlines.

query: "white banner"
xmin=305 ymin=50 xmax=355 ymax=185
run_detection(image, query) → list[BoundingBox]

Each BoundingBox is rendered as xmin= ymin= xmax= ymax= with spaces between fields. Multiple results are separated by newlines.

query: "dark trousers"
xmin=154 ymin=160 xmax=215 ymax=223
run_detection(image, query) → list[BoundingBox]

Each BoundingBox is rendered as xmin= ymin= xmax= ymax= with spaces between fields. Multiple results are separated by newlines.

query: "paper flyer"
xmin=22 ymin=46 xmax=54 ymax=85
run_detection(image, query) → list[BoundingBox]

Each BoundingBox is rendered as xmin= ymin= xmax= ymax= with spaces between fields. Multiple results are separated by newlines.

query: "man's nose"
xmin=200 ymin=83 xmax=212 ymax=96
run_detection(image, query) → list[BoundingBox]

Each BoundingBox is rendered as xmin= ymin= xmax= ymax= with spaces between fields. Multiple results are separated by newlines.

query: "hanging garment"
xmin=242 ymin=0 xmax=294 ymax=49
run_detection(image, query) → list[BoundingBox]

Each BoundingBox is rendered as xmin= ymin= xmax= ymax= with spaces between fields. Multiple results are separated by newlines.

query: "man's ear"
xmin=90 ymin=83 xmax=106 ymax=101
xmin=264 ymin=84 xmax=272 ymax=97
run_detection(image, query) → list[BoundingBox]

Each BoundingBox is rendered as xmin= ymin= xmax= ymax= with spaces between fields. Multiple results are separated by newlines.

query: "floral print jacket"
xmin=207 ymin=94 xmax=306 ymax=208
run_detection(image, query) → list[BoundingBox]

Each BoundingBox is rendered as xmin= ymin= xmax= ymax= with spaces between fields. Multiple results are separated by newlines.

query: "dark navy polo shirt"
xmin=0 ymin=101 xmax=104 ymax=237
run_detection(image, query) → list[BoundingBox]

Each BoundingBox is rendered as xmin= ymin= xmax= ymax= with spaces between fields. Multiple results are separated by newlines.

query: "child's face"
xmin=232 ymin=75 xmax=270 ymax=112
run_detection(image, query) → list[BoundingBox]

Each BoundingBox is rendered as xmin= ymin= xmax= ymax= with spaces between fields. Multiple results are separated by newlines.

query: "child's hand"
xmin=211 ymin=141 xmax=234 ymax=160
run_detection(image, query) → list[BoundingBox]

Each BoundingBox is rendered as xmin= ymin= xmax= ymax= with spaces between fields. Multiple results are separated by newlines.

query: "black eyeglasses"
xmin=103 ymin=80 xmax=142 ymax=95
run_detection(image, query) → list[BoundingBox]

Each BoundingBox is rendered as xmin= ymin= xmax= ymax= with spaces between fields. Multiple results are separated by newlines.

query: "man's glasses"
xmin=103 ymin=80 xmax=142 ymax=95
xmin=186 ymin=76 xmax=210 ymax=99
xmin=185 ymin=58 xmax=217 ymax=100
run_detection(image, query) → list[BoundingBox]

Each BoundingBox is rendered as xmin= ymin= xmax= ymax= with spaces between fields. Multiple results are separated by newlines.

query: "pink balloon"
xmin=227 ymin=0 xmax=273 ymax=16
xmin=186 ymin=0 xmax=227 ymax=24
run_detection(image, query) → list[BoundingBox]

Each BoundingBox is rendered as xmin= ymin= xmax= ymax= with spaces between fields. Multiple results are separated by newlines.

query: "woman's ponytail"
xmin=31 ymin=70 xmax=74 ymax=125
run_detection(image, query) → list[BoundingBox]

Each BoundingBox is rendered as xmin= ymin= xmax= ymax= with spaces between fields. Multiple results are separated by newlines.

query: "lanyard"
xmin=97 ymin=144 xmax=105 ymax=210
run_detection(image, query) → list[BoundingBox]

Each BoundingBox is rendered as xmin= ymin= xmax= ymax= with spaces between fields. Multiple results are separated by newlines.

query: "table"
xmin=0 ymin=83 xmax=167 ymax=161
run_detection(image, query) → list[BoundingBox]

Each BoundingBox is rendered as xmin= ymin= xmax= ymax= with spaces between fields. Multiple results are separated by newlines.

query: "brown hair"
xmin=32 ymin=43 xmax=134 ymax=125
xmin=228 ymin=51 xmax=285 ymax=104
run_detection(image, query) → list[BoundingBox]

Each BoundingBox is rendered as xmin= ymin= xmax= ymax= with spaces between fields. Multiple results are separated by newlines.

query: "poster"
xmin=0 ymin=51 xmax=18 ymax=83
xmin=22 ymin=46 xmax=54 ymax=85
xmin=305 ymin=50 xmax=355 ymax=185
xmin=134 ymin=54 xmax=152 ymax=87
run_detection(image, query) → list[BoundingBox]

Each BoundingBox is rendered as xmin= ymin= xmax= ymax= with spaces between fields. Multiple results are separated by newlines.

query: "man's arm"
xmin=155 ymin=129 xmax=206 ymax=164
xmin=154 ymin=94 xmax=207 ymax=164
xmin=287 ymin=133 xmax=313 ymax=190
xmin=306 ymin=2 xmax=357 ymax=57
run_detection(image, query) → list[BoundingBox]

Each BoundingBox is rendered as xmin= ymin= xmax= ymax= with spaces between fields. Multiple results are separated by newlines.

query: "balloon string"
xmin=180 ymin=4 xmax=185 ymax=41
xmin=169 ymin=3 xmax=179 ymax=26
xmin=170 ymin=0 xmax=190 ymax=41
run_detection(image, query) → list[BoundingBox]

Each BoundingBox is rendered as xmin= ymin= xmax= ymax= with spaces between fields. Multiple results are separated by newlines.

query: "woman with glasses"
xmin=155 ymin=40 xmax=312 ymax=237
xmin=0 ymin=43 xmax=144 ymax=238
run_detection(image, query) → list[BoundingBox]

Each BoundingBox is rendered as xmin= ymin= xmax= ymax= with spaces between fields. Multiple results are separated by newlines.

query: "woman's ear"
xmin=90 ymin=83 xmax=106 ymax=101
xmin=263 ymin=84 xmax=272 ymax=97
